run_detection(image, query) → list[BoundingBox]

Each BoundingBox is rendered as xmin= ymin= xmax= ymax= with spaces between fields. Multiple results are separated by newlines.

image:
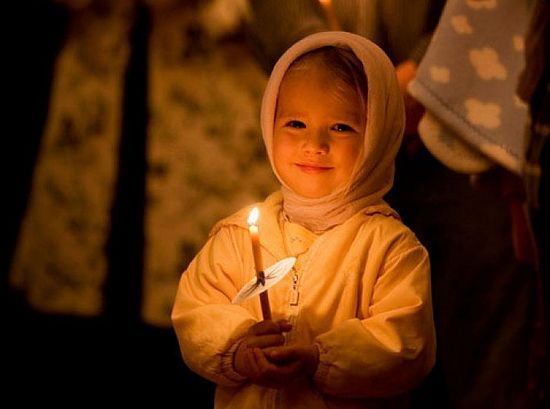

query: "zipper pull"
xmin=289 ymin=271 xmax=299 ymax=305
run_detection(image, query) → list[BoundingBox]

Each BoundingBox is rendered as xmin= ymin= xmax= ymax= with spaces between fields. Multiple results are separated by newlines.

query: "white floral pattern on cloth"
xmin=143 ymin=5 xmax=277 ymax=326
xmin=10 ymin=1 xmax=277 ymax=327
xmin=10 ymin=3 xmax=134 ymax=316
xmin=408 ymin=0 xmax=530 ymax=174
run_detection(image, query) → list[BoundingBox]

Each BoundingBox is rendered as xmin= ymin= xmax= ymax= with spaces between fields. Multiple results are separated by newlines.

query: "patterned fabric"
xmin=408 ymin=0 xmax=530 ymax=175
xmin=409 ymin=1 xmax=548 ymax=404
xmin=10 ymin=0 xmax=278 ymax=327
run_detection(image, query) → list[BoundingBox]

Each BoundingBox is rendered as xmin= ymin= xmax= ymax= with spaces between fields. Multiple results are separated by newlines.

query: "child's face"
xmin=273 ymin=63 xmax=365 ymax=198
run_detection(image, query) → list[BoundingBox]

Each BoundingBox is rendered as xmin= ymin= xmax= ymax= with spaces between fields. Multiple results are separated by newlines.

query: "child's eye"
xmin=286 ymin=120 xmax=306 ymax=129
xmin=332 ymin=123 xmax=354 ymax=132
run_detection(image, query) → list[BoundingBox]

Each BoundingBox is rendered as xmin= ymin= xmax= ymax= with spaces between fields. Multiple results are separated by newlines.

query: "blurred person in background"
xmin=407 ymin=0 xmax=547 ymax=407
xmin=5 ymin=0 xmax=277 ymax=405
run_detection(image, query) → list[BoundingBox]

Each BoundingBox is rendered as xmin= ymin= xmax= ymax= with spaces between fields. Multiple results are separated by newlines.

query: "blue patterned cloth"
xmin=408 ymin=0 xmax=530 ymax=174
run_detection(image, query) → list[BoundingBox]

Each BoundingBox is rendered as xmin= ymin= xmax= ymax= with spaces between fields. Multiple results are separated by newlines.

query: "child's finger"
xmin=249 ymin=320 xmax=282 ymax=335
xmin=252 ymin=347 xmax=276 ymax=371
xmin=269 ymin=346 xmax=299 ymax=362
xmin=275 ymin=319 xmax=293 ymax=332
xmin=246 ymin=347 xmax=261 ymax=377
xmin=246 ymin=333 xmax=286 ymax=349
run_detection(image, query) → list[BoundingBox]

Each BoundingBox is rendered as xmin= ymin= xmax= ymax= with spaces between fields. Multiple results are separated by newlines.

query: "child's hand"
xmin=268 ymin=344 xmax=319 ymax=377
xmin=233 ymin=319 xmax=291 ymax=380
xmin=237 ymin=344 xmax=320 ymax=389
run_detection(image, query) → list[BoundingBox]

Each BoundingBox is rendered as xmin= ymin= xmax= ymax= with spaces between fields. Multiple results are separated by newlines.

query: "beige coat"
xmin=172 ymin=192 xmax=435 ymax=408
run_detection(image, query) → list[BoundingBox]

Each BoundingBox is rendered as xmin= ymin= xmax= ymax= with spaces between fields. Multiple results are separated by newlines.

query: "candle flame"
xmin=247 ymin=207 xmax=259 ymax=226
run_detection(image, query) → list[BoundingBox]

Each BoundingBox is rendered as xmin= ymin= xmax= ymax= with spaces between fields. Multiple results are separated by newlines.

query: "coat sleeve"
xmin=171 ymin=225 xmax=257 ymax=386
xmin=313 ymin=230 xmax=436 ymax=397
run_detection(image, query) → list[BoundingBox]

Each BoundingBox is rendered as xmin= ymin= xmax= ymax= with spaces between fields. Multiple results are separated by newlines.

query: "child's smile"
xmin=295 ymin=162 xmax=333 ymax=174
xmin=273 ymin=61 xmax=365 ymax=198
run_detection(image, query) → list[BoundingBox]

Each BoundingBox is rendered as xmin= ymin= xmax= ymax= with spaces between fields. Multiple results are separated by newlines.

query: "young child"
xmin=172 ymin=31 xmax=436 ymax=408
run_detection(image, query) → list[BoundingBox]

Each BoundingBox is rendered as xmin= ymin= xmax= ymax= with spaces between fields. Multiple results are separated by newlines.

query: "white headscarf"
xmin=261 ymin=31 xmax=405 ymax=232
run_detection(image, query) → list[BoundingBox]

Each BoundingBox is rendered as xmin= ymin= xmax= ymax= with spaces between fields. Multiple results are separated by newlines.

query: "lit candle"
xmin=247 ymin=207 xmax=271 ymax=320
xmin=248 ymin=207 xmax=263 ymax=275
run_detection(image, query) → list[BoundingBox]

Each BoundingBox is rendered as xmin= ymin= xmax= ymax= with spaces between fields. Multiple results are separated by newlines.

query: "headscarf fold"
xmin=260 ymin=31 xmax=405 ymax=232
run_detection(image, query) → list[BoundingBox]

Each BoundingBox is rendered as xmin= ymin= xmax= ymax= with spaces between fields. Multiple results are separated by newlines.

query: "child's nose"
xmin=302 ymin=129 xmax=329 ymax=154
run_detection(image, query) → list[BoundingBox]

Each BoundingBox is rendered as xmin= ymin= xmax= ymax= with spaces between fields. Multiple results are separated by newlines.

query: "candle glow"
xmin=248 ymin=207 xmax=263 ymax=277
xmin=318 ymin=0 xmax=340 ymax=30
xmin=247 ymin=206 xmax=271 ymax=320
xmin=247 ymin=206 xmax=259 ymax=226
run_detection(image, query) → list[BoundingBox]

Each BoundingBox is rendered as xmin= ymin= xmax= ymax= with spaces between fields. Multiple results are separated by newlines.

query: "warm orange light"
xmin=248 ymin=207 xmax=263 ymax=277
xmin=247 ymin=206 xmax=259 ymax=226
xmin=318 ymin=0 xmax=340 ymax=30
xmin=247 ymin=206 xmax=271 ymax=320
